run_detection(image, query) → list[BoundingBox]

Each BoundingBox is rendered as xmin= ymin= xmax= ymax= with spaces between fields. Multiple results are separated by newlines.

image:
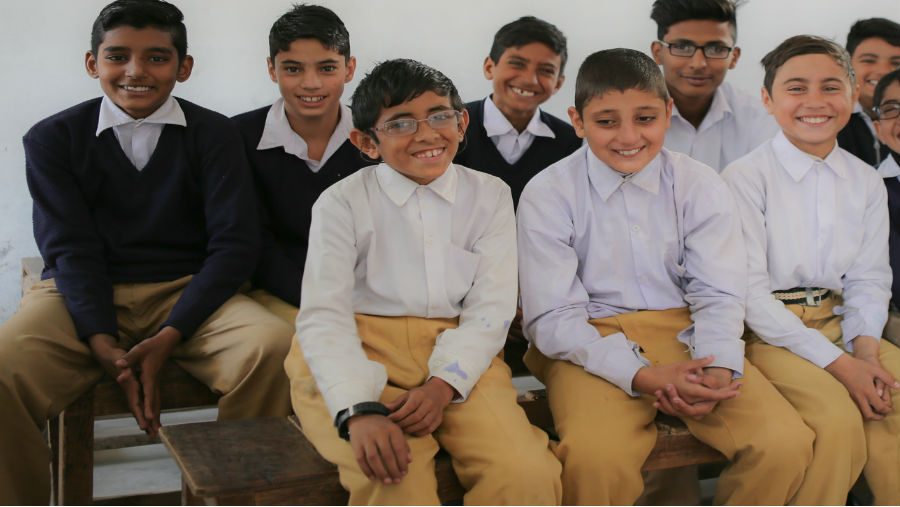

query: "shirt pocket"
xmin=445 ymin=244 xmax=481 ymax=306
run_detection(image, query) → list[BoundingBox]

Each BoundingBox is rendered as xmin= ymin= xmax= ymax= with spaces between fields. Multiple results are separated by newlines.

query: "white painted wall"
xmin=0 ymin=0 xmax=896 ymax=321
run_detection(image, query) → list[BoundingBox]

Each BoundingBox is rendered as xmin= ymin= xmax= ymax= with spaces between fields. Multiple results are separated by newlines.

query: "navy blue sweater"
xmin=232 ymin=105 xmax=371 ymax=307
xmin=886 ymin=153 xmax=900 ymax=309
xmin=24 ymin=97 xmax=259 ymax=340
xmin=453 ymin=98 xmax=582 ymax=207
xmin=837 ymin=112 xmax=890 ymax=167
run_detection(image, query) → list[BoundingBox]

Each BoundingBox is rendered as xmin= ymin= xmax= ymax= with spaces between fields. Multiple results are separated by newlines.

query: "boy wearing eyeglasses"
xmin=284 ymin=58 xmax=562 ymax=505
xmin=874 ymin=69 xmax=900 ymax=346
xmin=650 ymin=0 xmax=777 ymax=172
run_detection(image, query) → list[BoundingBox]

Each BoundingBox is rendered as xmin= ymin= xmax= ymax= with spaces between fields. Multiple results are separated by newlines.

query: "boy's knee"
xmin=749 ymin=418 xmax=815 ymax=474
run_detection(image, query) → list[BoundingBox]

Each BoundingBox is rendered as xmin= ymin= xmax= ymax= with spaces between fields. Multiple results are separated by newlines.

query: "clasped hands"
xmin=632 ymin=355 xmax=742 ymax=421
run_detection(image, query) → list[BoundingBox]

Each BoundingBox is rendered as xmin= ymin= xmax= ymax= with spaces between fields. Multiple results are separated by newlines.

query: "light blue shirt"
xmin=518 ymin=146 xmax=747 ymax=395
xmin=723 ymin=132 xmax=891 ymax=368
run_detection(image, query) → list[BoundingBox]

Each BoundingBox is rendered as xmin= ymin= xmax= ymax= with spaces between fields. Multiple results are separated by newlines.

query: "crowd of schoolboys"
xmin=0 ymin=0 xmax=898 ymax=505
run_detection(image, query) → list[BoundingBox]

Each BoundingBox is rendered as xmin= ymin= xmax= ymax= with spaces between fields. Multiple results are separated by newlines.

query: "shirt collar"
xmin=671 ymin=85 xmax=733 ymax=129
xmin=852 ymin=101 xmax=878 ymax=137
xmin=96 ymin=95 xmax=185 ymax=136
xmin=376 ymin=163 xmax=458 ymax=206
xmin=878 ymin=153 xmax=900 ymax=179
xmin=586 ymin=148 xmax=662 ymax=201
xmin=771 ymin=130 xmax=848 ymax=181
xmin=482 ymin=96 xmax=555 ymax=139
xmin=256 ymin=98 xmax=353 ymax=162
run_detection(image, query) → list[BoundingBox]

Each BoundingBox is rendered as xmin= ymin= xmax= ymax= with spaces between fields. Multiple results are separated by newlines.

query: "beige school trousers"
xmin=285 ymin=314 xmax=563 ymax=505
xmin=0 ymin=277 xmax=295 ymax=505
xmin=524 ymin=307 xmax=815 ymax=506
xmin=745 ymin=294 xmax=900 ymax=506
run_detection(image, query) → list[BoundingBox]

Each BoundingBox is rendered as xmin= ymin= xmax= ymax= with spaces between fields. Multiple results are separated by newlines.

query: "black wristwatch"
xmin=334 ymin=401 xmax=391 ymax=440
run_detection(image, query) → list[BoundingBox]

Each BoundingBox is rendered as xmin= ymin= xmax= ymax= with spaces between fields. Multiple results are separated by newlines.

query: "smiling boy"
xmin=517 ymin=48 xmax=813 ymax=505
xmin=0 ymin=1 xmax=296 ymax=503
xmin=284 ymin=59 xmax=561 ymax=505
xmin=837 ymin=18 xmax=900 ymax=166
xmin=873 ymin=70 xmax=900 ymax=345
xmin=723 ymin=35 xmax=899 ymax=505
xmin=233 ymin=5 xmax=370 ymax=323
xmin=650 ymin=0 xmax=777 ymax=171
xmin=453 ymin=16 xmax=581 ymax=207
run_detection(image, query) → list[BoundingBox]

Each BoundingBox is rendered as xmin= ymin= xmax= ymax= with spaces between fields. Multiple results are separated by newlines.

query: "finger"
xmin=141 ymin=370 xmax=159 ymax=429
xmin=394 ymin=409 xmax=427 ymax=433
xmin=854 ymin=393 xmax=883 ymax=421
xmin=388 ymin=395 xmax=418 ymax=422
xmin=353 ymin=444 xmax=376 ymax=481
xmin=866 ymin=389 xmax=891 ymax=416
xmin=390 ymin=430 xmax=412 ymax=472
xmin=875 ymin=379 xmax=893 ymax=408
xmin=122 ymin=378 xmax=148 ymax=433
xmin=405 ymin=413 xmax=437 ymax=437
xmin=376 ymin=436 xmax=404 ymax=483
xmin=684 ymin=355 xmax=715 ymax=370
xmin=672 ymin=397 xmax=716 ymax=420
xmin=385 ymin=392 xmax=408 ymax=414
xmin=654 ymin=390 xmax=679 ymax=417
xmin=684 ymin=373 xmax=705 ymax=385
xmin=363 ymin=441 xmax=390 ymax=483
xmin=872 ymin=368 xmax=900 ymax=390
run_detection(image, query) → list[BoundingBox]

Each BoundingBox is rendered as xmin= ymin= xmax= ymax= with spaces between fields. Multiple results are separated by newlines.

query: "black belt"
xmin=772 ymin=287 xmax=830 ymax=306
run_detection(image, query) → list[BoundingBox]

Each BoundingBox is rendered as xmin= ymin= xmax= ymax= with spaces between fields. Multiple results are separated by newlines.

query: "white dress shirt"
xmin=723 ymin=132 xmax=891 ymax=368
xmin=483 ymin=96 xmax=556 ymax=165
xmin=878 ymin=152 xmax=900 ymax=179
xmin=96 ymin=95 xmax=186 ymax=170
xmin=517 ymin=146 xmax=747 ymax=395
xmin=256 ymin=98 xmax=353 ymax=172
xmin=297 ymin=163 xmax=518 ymax=417
xmin=665 ymin=82 xmax=778 ymax=172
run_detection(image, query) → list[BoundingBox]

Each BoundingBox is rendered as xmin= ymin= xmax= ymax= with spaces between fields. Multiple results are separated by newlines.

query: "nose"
xmin=688 ymin=50 xmax=708 ymax=69
xmin=301 ymin=71 xmax=322 ymax=89
xmin=125 ymin=58 xmax=146 ymax=78
xmin=523 ymin=66 xmax=539 ymax=85
xmin=414 ymin=118 xmax=441 ymax=140
xmin=617 ymin=121 xmax=640 ymax=144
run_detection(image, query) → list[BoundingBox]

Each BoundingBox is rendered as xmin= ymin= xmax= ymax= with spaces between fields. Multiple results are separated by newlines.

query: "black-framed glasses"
xmin=875 ymin=102 xmax=900 ymax=120
xmin=657 ymin=41 xmax=734 ymax=59
xmin=373 ymin=110 xmax=462 ymax=137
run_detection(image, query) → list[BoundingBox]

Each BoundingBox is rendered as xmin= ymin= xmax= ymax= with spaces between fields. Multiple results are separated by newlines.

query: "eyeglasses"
xmin=373 ymin=110 xmax=462 ymax=137
xmin=657 ymin=41 xmax=734 ymax=59
xmin=875 ymin=102 xmax=900 ymax=120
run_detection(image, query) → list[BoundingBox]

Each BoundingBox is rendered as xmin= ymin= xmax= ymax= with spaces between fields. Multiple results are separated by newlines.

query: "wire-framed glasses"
xmin=875 ymin=102 xmax=900 ymax=120
xmin=374 ymin=110 xmax=462 ymax=137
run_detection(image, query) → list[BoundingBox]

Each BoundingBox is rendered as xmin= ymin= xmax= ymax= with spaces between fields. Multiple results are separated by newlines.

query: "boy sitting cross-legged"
xmin=723 ymin=35 xmax=899 ymax=505
xmin=0 ymin=0 xmax=295 ymax=503
xmin=233 ymin=4 xmax=371 ymax=323
xmin=453 ymin=15 xmax=581 ymax=207
xmin=284 ymin=58 xmax=562 ymax=505
xmin=518 ymin=48 xmax=814 ymax=505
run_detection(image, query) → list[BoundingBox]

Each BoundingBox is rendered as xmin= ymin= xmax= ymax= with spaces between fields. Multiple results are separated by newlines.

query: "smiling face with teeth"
xmin=483 ymin=42 xmax=564 ymax=131
xmin=849 ymin=37 xmax=900 ymax=113
xmin=762 ymin=53 xmax=858 ymax=159
xmin=874 ymin=80 xmax=900 ymax=154
xmin=569 ymin=88 xmax=672 ymax=174
xmin=85 ymin=26 xmax=192 ymax=119
xmin=350 ymin=91 xmax=469 ymax=185
xmin=268 ymin=38 xmax=356 ymax=130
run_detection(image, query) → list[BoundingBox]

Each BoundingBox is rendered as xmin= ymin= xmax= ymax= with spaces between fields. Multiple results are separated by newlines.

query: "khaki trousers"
xmin=0 ymin=277 xmax=295 ymax=505
xmin=745 ymin=295 xmax=900 ymax=505
xmin=524 ymin=308 xmax=815 ymax=506
xmin=285 ymin=314 xmax=563 ymax=505
xmin=247 ymin=288 xmax=299 ymax=325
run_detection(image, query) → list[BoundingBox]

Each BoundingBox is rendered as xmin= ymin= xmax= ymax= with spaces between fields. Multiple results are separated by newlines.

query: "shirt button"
xmin=641 ymin=276 xmax=649 ymax=282
xmin=632 ymin=225 xmax=640 ymax=232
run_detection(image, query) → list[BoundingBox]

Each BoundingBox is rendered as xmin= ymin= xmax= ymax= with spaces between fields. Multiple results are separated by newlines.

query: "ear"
xmin=552 ymin=73 xmax=566 ymax=94
xmin=457 ymin=108 xmax=470 ymax=141
xmin=176 ymin=55 xmax=194 ymax=83
xmin=761 ymin=86 xmax=775 ymax=115
xmin=344 ymin=56 xmax=357 ymax=83
xmin=650 ymin=41 xmax=664 ymax=65
xmin=874 ymin=118 xmax=883 ymax=140
xmin=267 ymin=57 xmax=277 ymax=83
xmin=728 ymin=46 xmax=741 ymax=70
xmin=350 ymin=128 xmax=380 ymax=160
xmin=664 ymin=98 xmax=673 ymax=130
xmin=851 ymin=82 xmax=861 ymax=105
xmin=483 ymin=56 xmax=495 ymax=80
xmin=568 ymin=106 xmax=586 ymax=138
xmin=85 ymin=51 xmax=100 ymax=79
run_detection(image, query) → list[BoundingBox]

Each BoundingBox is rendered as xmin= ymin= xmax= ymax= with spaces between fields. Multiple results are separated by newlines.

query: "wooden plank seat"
xmin=161 ymin=390 xmax=726 ymax=505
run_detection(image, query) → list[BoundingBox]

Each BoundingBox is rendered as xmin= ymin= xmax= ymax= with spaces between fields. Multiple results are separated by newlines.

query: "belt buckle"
xmin=805 ymin=288 xmax=820 ymax=307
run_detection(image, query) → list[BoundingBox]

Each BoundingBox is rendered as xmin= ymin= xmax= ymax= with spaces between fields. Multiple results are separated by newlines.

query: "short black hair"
xmin=650 ymin=0 xmax=741 ymax=41
xmin=846 ymin=18 xmax=900 ymax=57
xmin=91 ymin=0 xmax=187 ymax=62
xmin=761 ymin=35 xmax=854 ymax=95
xmin=488 ymin=16 xmax=568 ymax=75
xmin=874 ymin=69 xmax=900 ymax=110
xmin=574 ymin=49 xmax=669 ymax=114
xmin=268 ymin=4 xmax=350 ymax=63
xmin=351 ymin=59 xmax=464 ymax=139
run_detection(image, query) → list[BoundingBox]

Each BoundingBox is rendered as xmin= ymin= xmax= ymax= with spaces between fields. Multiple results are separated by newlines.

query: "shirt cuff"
xmin=691 ymin=342 xmax=746 ymax=378
xmin=786 ymin=329 xmax=845 ymax=368
xmin=836 ymin=307 xmax=887 ymax=351
xmin=579 ymin=332 xmax=650 ymax=397
xmin=321 ymin=376 xmax=387 ymax=420
xmin=428 ymin=354 xmax=479 ymax=402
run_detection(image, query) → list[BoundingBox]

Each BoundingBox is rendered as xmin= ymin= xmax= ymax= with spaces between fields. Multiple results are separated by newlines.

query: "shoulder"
xmin=24 ymin=98 xmax=102 ymax=146
xmin=835 ymin=147 xmax=887 ymax=190
xmin=177 ymin=98 xmax=233 ymax=131
xmin=539 ymin=109 xmax=579 ymax=140
xmin=454 ymin=163 xmax=512 ymax=199
xmin=464 ymin=99 xmax=485 ymax=117
xmin=663 ymin=149 xmax=729 ymax=192
xmin=721 ymin=139 xmax=776 ymax=184
xmin=521 ymin=145 xmax=587 ymax=202
xmin=231 ymin=105 xmax=269 ymax=132
xmin=317 ymin=164 xmax=378 ymax=204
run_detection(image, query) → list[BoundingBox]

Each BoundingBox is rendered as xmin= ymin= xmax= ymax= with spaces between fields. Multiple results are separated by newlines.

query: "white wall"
xmin=0 ymin=0 xmax=896 ymax=321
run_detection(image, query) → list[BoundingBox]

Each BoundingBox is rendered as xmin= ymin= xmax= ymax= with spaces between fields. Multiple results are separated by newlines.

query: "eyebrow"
xmin=102 ymin=46 xmax=174 ymax=55
xmin=382 ymin=104 xmax=451 ymax=123
xmin=669 ymin=38 xmax=730 ymax=46
xmin=590 ymin=106 xmax=662 ymax=115
xmin=279 ymin=58 xmax=341 ymax=66
xmin=781 ymin=77 xmax=845 ymax=85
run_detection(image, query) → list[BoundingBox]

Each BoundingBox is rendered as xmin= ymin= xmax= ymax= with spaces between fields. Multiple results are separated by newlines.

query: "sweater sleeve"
xmin=254 ymin=203 xmax=302 ymax=307
xmin=161 ymin=116 xmax=260 ymax=337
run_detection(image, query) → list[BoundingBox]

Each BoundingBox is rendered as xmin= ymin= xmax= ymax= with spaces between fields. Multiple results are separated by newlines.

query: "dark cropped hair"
xmin=488 ymin=16 xmax=568 ymax=75
xmin=874 ymin=69 xmax=900 ymax=110
xmin=846 ymin=18 xmax=900 ymax=56
xmin=574 ymin=49 xmax=669 ymax=114
xmin=761 ymin=35 xmax=855 ymax=95
xmin=269 ymin=4 xmax=350 ymax=63
xmin=650 ymin=0 xmax=741 ymax=41
xmin=351 ymin=59 xmax=464 ymax=139
xmin=91 ymin=0 xmax=187 ymax=62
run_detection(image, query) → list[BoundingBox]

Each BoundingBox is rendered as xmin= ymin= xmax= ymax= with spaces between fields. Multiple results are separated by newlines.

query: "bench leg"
xmin=59 ymin=389 xmax=94 ymax=505
xmin=48 ymin=418 xmax=60 ymax=505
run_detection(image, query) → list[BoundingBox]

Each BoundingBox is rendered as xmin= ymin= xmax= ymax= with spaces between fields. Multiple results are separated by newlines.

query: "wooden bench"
xmin=161 ymin=390 xmax=726 ymax=505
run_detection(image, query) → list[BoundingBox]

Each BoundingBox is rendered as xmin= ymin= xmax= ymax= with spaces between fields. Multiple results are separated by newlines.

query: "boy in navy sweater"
xmin=453 ymin=16 xmax=581 ymax=208
xmin=0 ymin=1 xmax=294 ymax=503
xmin=873 ymin=69 xmax=900 ymax=345
xmin=838 ymin=18 xmax=900 ymax=166
xmin=233 ymin=4 xmax=371 ymax=322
